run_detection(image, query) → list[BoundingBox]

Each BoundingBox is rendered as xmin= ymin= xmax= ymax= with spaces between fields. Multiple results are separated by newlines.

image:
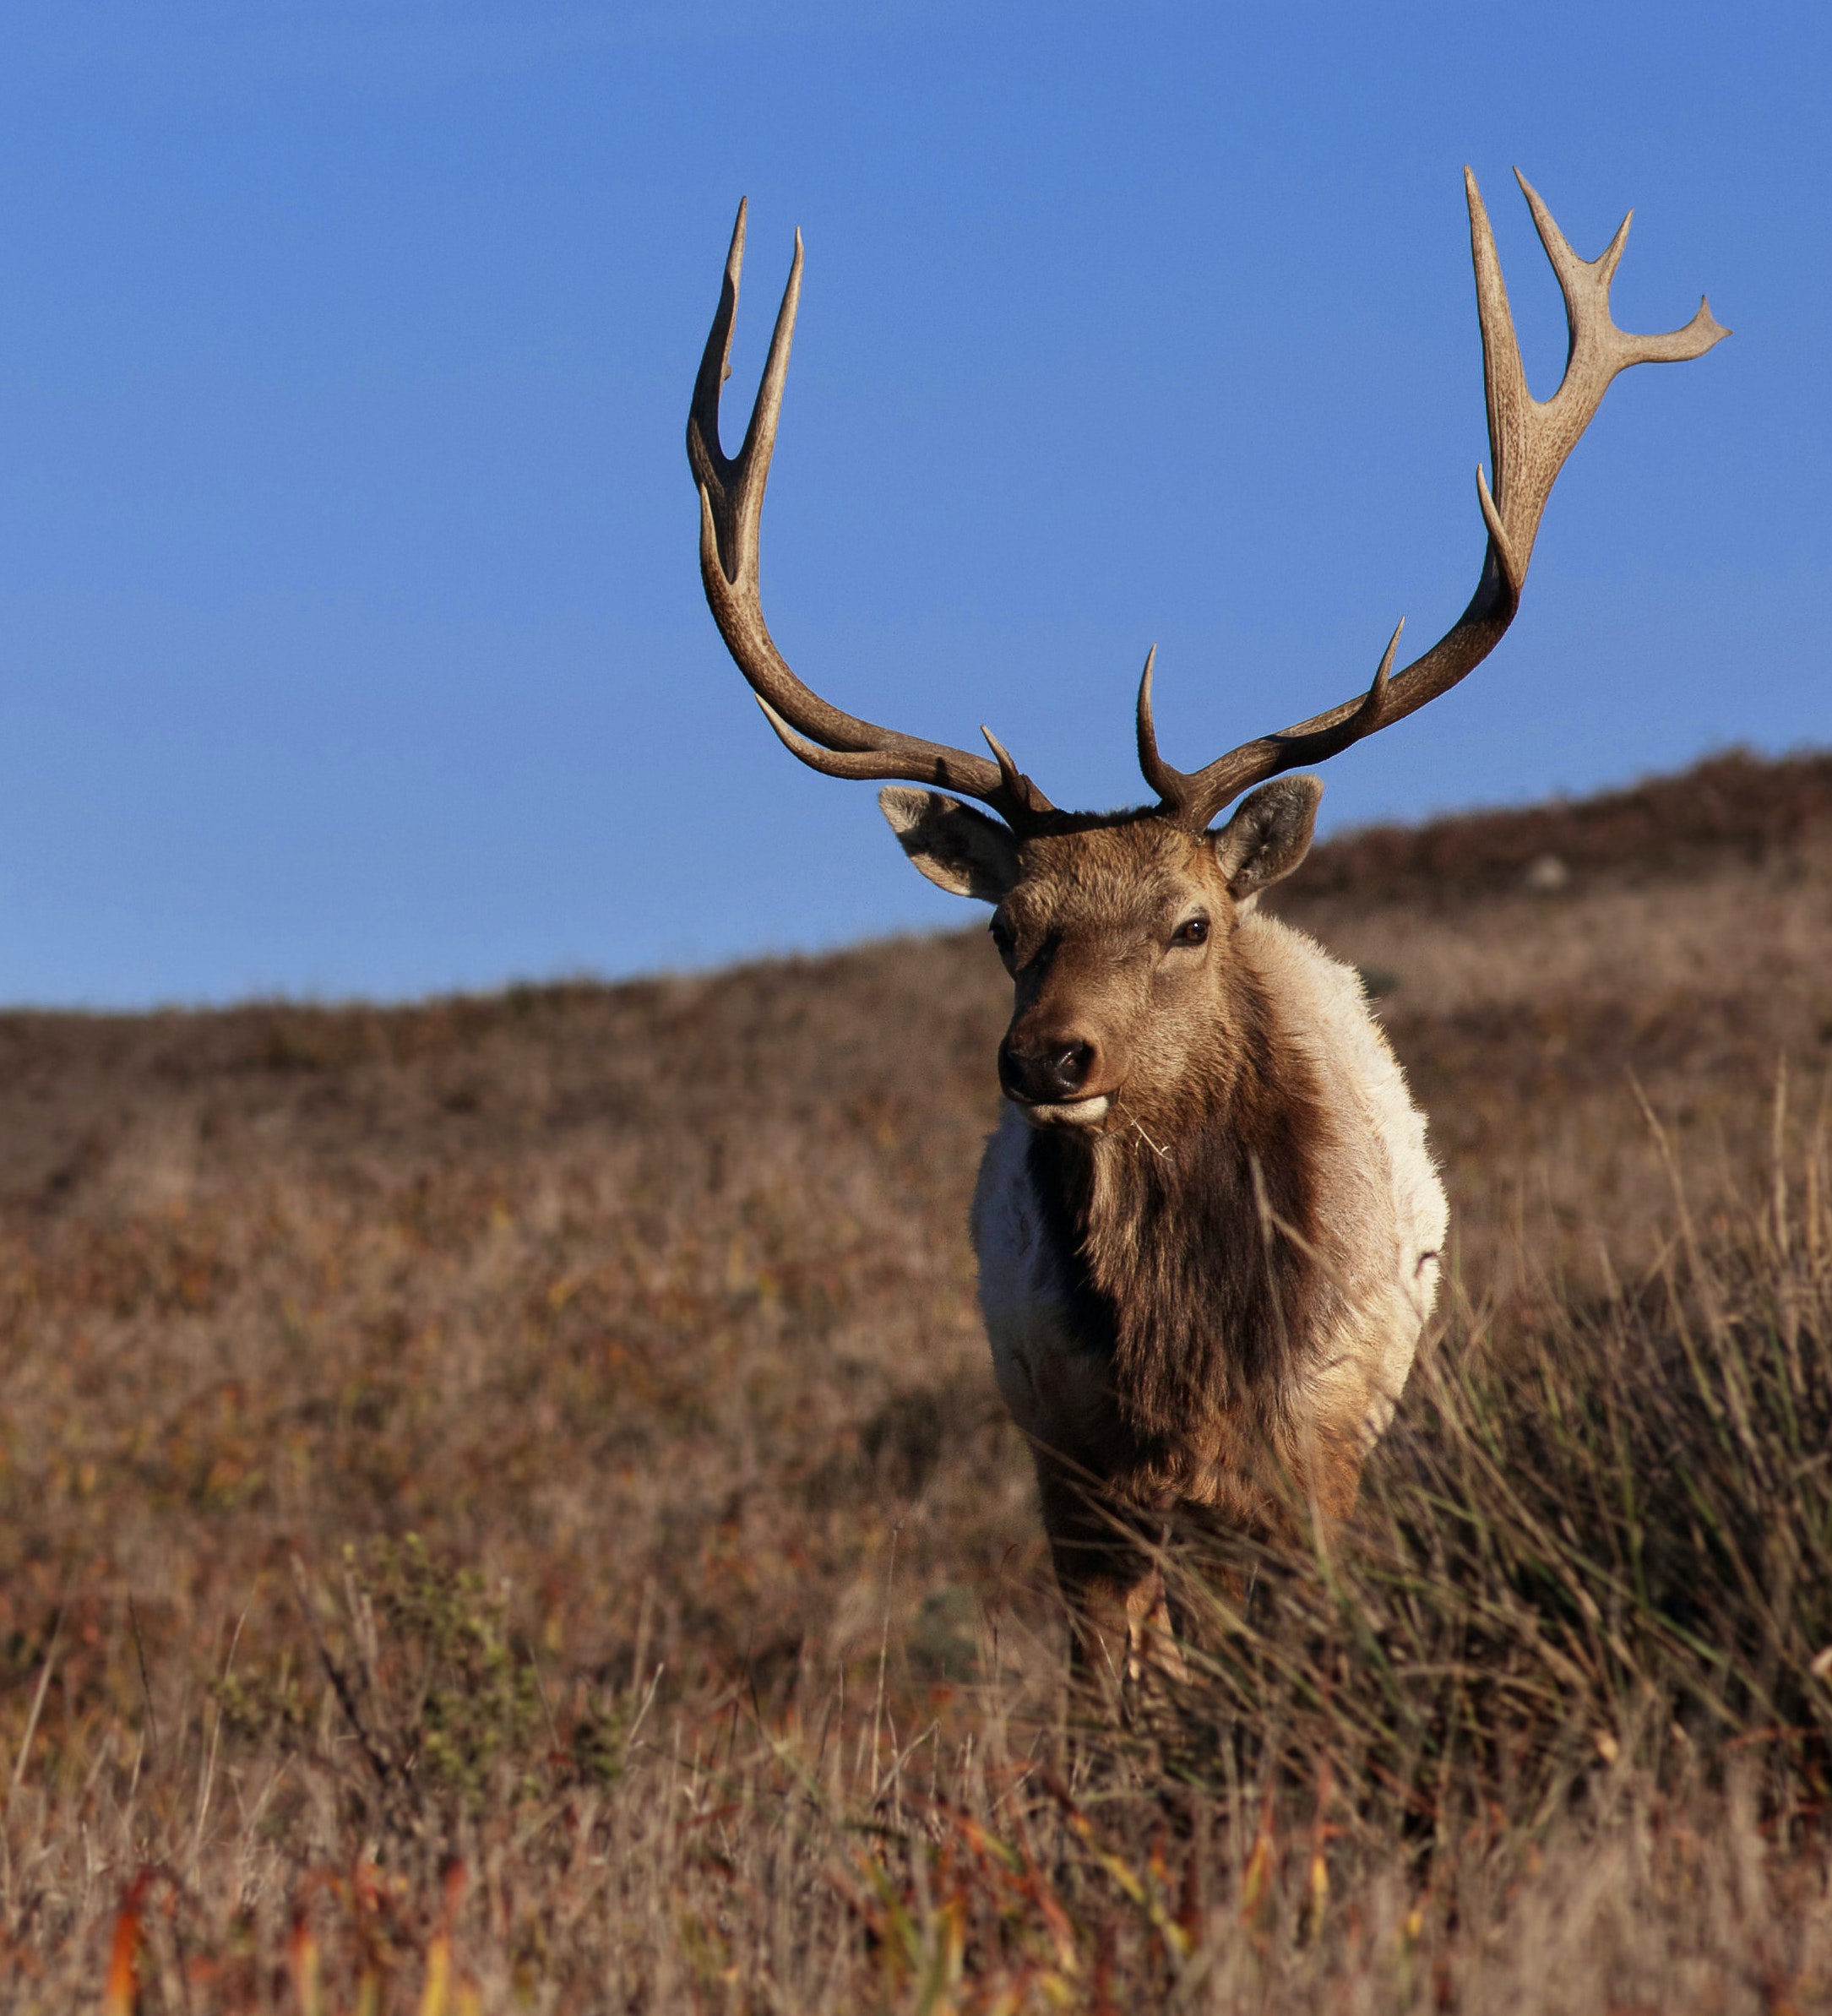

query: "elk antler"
xmin=688 ymin=201 xmax=1054 ymax=829
xmin=1138 ymin=168 xmax=1729 ymax=832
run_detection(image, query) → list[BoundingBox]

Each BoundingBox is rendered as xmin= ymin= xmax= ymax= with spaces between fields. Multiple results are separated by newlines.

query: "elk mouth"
xmin=1010 ymin=1092 xmax=1112 ymax=1129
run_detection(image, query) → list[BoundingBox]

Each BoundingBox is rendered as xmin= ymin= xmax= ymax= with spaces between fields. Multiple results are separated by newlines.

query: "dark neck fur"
xmin=1024 ymin=962 xmax=1326 ymax=1447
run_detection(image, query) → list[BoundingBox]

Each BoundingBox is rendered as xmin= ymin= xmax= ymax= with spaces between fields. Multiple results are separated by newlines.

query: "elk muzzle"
xmin=998 ymin=1033 xmax=1115 ymax=1127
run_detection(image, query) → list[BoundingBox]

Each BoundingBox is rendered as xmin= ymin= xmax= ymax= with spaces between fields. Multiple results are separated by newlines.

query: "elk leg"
xmin=1036 ymin=1467 xmax=1182 ymax=1710
xmin=1280 ymin=1417 xmax=1369 ymax=1538
xmin=1123 ymin=1571 xmax=1188 ymax=1687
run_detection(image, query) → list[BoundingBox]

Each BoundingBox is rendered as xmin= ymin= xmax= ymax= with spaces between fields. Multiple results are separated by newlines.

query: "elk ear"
xmin=1213 ymin=776 xmax=1324 ymax=899
xmin=878 ymin=787 xmax=1020 ymax=903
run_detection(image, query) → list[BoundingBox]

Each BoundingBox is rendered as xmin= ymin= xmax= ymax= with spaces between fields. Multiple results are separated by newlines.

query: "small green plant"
xmin=355 ymin=1534 xmax=545 ymax=1806
xmin=276 ymin=1535 xmax=549 ymax=1818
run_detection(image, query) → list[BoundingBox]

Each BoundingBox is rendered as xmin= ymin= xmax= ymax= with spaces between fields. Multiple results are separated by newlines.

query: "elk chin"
xmin=1013 ymin=1093 xmax=1112 ymax=1130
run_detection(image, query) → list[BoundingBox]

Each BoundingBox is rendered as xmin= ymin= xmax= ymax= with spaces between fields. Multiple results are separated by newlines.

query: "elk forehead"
xmin=999 ymin=820 xmax=1225 ymax=954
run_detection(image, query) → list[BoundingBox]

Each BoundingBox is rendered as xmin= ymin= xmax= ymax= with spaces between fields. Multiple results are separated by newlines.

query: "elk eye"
xmin=1172 ymin=917 xmax=1210 ymax=948
xmin=989 ymin=917 xmax=1015 ymax=957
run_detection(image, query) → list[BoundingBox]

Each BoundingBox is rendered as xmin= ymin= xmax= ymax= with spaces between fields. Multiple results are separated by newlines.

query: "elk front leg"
xmin=1036 ymin=1467 xmax=1186 ymax=1715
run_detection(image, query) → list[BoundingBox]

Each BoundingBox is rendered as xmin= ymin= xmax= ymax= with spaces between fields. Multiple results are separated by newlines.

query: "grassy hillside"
xmin=2 ymin=747 xmax=1830 ymax=2010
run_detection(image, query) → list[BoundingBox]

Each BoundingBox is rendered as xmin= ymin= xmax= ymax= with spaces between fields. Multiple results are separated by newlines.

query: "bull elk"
xmin=687 ymin=171 xmax=1726 ymax=1700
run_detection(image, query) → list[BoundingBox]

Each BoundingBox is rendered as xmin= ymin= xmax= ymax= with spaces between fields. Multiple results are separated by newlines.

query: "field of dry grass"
xmin=1 ymin=747 xmax=1830 ymax=2012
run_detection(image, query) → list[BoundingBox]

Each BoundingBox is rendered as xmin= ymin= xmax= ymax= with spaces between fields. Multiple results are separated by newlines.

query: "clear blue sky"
xmin=0 ymin=3 xmax=1820 ymax=1006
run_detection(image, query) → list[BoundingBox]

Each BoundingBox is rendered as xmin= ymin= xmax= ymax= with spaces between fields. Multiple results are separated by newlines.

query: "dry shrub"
xmin=1163 ymin=1091 xmax=1832 ymax=1835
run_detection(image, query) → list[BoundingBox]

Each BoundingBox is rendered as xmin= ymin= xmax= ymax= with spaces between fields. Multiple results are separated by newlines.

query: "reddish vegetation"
xmin=1296 ymin=745 xmax=1832 ymax=902
xmin=0 ymin=749 xmax=1830 ymax=2008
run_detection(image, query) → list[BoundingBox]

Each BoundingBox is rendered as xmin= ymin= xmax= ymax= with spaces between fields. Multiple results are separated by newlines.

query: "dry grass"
xmin=1 ymin=749 xmax=1830 ymax=2010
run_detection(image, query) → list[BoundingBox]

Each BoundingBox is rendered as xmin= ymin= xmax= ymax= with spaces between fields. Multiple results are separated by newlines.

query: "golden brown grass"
xmin=1 ymin=748 xmax=1830 ymax=2010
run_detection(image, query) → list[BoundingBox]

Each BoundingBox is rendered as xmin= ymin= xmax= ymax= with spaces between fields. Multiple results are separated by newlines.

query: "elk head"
xmin=688 ymin=175 xmax=1726 ymax=1133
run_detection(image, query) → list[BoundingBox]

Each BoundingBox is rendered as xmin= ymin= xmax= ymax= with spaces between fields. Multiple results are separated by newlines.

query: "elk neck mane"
xmin=1020 ymin=947 xmax=1330 ymax=1453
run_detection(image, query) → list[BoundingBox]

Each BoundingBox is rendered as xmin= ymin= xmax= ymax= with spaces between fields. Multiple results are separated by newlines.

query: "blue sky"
xmin=0 ymin=2 xmax=1820 ymax=1005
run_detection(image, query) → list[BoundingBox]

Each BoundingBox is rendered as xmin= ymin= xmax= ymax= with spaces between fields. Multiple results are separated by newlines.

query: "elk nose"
xmin=1000 ymin=1039 xmax=1096 ymax=1104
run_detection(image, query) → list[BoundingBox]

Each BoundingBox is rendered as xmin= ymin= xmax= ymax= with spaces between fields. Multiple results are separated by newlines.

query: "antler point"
xmin=692 ymin=209 xmax=1052 ymax=823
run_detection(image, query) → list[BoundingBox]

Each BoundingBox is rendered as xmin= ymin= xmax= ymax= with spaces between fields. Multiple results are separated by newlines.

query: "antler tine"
xmin=1144 ymin=168 xmax=1728 ymax=832
xmin=1138 ymin=627 xmax=1403 ymax=823
xmin=1134 ymin=645 xmax=1172 ymax=802
xmin=688 ymin=201 xmax=1053 ymax=829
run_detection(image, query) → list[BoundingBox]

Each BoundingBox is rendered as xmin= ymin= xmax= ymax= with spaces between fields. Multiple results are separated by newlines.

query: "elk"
xmin=687 ymin=171 xmax=1726 ymax=1698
